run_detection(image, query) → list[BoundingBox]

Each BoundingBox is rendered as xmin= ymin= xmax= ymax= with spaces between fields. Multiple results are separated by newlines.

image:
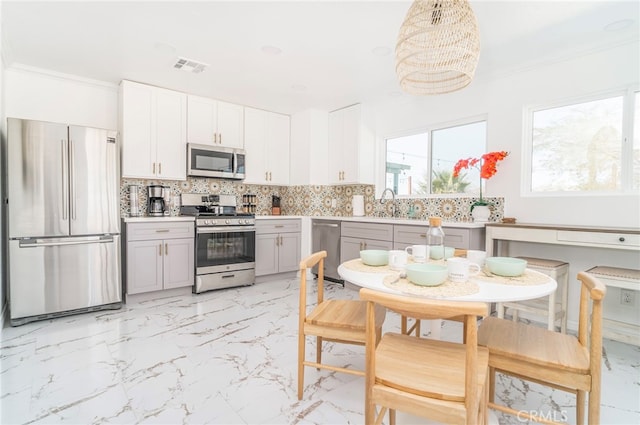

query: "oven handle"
xmin=197 ymin=226 xmax=256 ymax=234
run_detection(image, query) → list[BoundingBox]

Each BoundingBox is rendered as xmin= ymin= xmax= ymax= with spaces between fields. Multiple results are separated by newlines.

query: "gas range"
xmin=180 ymin=194 xmax=255 ymax=227
xmin=180 ymin=193 xmax=256 ymax=294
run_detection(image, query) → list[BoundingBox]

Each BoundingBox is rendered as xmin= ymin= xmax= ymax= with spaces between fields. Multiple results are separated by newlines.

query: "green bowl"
xmin=360 ymin=250 xmax=389 ymax=266
xmin=429 ymin=246 xmax=455 ymax=260
xmin=486 ymin=257 xmax=527 ymax=277
xmin=406 ymin=264 xmax=448 ymax=286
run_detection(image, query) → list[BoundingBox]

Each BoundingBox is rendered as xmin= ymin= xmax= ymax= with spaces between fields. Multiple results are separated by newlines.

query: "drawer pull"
xmin=275 ymin=225 xmax=284 ymax=228
xmin=156 ymin=229 xmax=170 ymax=233
xmin=619 ymin=237 xmax=625 ymax=242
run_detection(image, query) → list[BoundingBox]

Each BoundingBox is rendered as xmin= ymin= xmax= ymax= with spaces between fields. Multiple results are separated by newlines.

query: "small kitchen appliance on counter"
xmin=272 ymin=195 xmax=281 ymax=215
xmin=147 ymin=185 xmax=167 ymax=216
xmin=129 ymin=184 xmax=141 ymax=217
xmin=180 ymin=193 xmax=255 ymax=293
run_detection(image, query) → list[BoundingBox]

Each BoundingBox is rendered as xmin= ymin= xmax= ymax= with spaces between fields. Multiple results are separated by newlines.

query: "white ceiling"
xmin=2 ymin=0 xmax=638 ymax=115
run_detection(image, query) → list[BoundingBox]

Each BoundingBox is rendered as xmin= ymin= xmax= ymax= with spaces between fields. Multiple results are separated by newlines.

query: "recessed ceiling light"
xmin=292 ymin=84 xmax=307 ymax=91
xmin=261 ymin=45 xmax=282 ymax=56
xmin=372 ymin=46 xmax=391 ymax=56
xmin=604 ymin=19 xmax=634 ymax=32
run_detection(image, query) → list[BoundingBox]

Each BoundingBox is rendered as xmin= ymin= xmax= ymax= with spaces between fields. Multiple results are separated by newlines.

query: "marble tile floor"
xmin=1 ymin=278 xmax=639 ymax=425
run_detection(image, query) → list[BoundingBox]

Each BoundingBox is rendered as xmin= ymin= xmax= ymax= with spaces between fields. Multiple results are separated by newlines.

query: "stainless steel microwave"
xmin=187 ymin=143 xmax=246 ymax=180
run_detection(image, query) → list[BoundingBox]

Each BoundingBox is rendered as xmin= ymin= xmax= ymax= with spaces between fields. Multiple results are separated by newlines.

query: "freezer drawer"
xmin=9 ymin=235 xmax=122 ymax=324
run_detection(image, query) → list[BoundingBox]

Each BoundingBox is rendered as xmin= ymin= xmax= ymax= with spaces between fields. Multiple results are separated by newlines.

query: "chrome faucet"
xmin=380 ymin=188 xmax=396 ymax=218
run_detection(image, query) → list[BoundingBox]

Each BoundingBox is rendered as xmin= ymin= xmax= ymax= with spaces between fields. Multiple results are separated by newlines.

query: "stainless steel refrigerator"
xmin=7 ymin=118 xmax=122 ymax=326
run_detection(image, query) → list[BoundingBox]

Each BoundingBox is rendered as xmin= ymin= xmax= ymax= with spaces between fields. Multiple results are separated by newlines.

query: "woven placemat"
xmin=478 ymin=269 xmax=549 ymax=286
xmin=382 ymin=274 xmax=479 ymax=298
xmin=342 ymin=258 xmax=446 ymax=274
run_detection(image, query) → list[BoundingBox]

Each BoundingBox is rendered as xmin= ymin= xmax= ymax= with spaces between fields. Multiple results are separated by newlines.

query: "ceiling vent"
xmin=173 ymin=57 xmax=208 ymax=73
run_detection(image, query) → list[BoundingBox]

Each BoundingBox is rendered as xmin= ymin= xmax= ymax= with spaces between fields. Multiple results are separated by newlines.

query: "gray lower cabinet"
xmin=340 ymin=222 xmax=394 ymax=263
xmin=393 ymin=224 xmax=485 ymax=250
xmin=125 ymin=221 xmax=195 ymax=295
xmin=256 ymin=219 xmax=301 ymax=276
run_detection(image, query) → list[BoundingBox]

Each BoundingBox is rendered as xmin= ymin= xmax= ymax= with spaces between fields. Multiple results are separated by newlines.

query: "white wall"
xmin=368 ymin=41 xmax=640 ymax=229
xmin=0 ymin=14 xmax=6 ymax=321
xmin=4 ymin=65 xmax=118 ymax=129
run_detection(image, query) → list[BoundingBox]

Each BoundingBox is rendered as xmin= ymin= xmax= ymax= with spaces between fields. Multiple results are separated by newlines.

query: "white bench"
xmin=587 ymin=266 xmax=640 ymax=346
xmin=498 ymin=257 xmax=569 ymax=333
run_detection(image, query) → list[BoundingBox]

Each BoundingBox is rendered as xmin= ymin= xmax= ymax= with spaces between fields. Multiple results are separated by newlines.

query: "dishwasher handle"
xmin=313 ymin=223 xmax=339 ymax=228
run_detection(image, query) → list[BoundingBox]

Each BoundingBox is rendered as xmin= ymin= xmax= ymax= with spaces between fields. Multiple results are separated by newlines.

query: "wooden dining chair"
xmin=360 ymin=287 xmax=490 ymax=425
xmin=478 ymin=271 xmax=606 ymax=424
xmin=298 ymin=251 xmax=386 ymax=400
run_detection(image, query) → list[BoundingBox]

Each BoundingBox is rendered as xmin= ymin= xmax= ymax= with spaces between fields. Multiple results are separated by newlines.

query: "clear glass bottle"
xmin=427 ymin=216 xmax=445 ymax=261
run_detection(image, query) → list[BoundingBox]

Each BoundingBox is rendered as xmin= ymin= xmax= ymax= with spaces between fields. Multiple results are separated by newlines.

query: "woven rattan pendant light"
xmin=396 ymin=0 xmax=480 ymax=95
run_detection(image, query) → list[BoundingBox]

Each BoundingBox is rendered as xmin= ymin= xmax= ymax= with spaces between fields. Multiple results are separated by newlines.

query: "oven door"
xmin=196 ymin=226 xmax=255 ymax=274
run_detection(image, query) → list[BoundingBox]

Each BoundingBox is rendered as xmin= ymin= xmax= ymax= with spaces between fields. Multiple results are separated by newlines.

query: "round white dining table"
xmin=337 ymin=262 xmax=557 ymax=303
xmin=338 ymin=260 xmax=557 ymax=339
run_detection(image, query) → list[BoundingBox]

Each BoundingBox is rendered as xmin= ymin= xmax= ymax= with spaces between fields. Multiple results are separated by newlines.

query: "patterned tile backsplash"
xmin=120 ymin=177 xmax=504 ymax=222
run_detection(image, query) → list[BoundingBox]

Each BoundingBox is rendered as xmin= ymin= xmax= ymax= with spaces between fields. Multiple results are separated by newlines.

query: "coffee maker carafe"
xmin=148 ymin=185 xmax=167 ymax=217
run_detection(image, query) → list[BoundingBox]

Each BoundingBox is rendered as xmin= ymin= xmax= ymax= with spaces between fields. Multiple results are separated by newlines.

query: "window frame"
xmin=379 ymin=114 xmax=488 ymax=199
xmin=522 ymin=86 xmax=639 ymax=197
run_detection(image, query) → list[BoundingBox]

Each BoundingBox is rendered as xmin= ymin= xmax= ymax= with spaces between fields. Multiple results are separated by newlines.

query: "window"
xmin=385 ymin=120 xmax=486 ymax=196
xmin=527 ymin=89 xmax=639 ymax=193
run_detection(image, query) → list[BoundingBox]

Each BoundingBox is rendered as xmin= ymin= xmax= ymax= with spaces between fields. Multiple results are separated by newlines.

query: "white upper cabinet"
xmin=244 ymin=107 xmax=290 ymax=185
xmin=187 ymin=95 xmax=244 ymax=148
xmin=120 ymin=80 xmax=187 ymax=180
xmin=328 ymin=103 xmax=374 ymax=185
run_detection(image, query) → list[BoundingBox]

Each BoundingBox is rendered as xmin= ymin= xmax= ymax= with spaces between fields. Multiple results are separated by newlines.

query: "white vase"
xmin=471 ymin=205 xmax=491 ymax=222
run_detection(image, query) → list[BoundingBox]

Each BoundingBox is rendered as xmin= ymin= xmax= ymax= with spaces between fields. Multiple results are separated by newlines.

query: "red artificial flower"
xmin=452 ymin=151 xmax=509 ymax=207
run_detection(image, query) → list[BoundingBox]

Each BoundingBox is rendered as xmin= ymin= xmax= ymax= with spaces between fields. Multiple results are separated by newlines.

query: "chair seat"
xmin=375 ymin=332 xmax=489 ymax=402
xmin=307 ymin=299 xmax=385 ymax=330
xmin=478 ymin=317 xmax=589 ymax=374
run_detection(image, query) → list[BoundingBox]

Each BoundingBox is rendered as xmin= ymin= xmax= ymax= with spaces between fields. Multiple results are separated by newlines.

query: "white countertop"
xmin=312 ymin=216 xmax=486 ymax=228
xmin=123 ymin=214 xmax=485 ymax=228
xmin=122 ymin=216 xmax=195 ymax=223
xmin=254 ymin=215 xmax=305 ymax=220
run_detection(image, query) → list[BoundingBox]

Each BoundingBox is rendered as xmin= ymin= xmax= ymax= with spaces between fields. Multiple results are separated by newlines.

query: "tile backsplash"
xmin=120 ymin=177 xmax=504 ymax=222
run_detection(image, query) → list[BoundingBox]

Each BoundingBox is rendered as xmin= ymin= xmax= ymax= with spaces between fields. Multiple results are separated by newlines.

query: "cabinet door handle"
xmin=268 ymin=171 xmax=272 ymax=181
xmin=153 ymin=162 xmax=156 ymax=174
xmin=219 ymin=133 xmax=222 ymax=144
xmin=165 ymin=243 xmax=168 ymax=255
xmin=279 ymin=235 xmax=283 ymax=245
xmin=159 ymin=243 xmax=163 ymax=256
xmin=265 ymin=171 xmax=268 ymax=181
xmin=158 ymin=163 xmax=162 ymax=175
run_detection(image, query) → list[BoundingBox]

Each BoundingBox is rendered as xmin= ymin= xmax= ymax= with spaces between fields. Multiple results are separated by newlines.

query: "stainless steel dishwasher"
xmin=311 ymin=219 xmax=343 ymax=284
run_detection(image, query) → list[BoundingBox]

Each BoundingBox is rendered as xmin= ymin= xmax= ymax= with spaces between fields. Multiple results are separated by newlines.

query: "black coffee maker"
xmin=148 ymin=185 xmax=167 ymax=216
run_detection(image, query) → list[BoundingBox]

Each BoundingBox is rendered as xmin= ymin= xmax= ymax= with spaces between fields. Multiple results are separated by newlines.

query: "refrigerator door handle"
xmin=61 ymin=139 xmax=69 ymax=220
xmin=18 ymin=235 xmax=114 ymax=248
xmin=70 ymin=139 xmax=77 ymax=220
